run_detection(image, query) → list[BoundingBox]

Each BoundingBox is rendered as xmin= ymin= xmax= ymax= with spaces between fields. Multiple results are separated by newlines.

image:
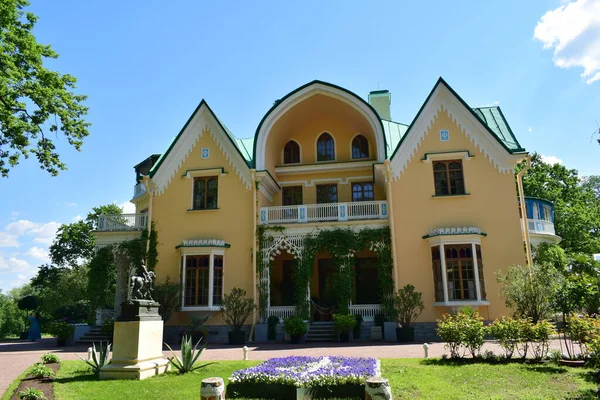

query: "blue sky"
xmin=1 ymin=0 xmax=599 ymax=291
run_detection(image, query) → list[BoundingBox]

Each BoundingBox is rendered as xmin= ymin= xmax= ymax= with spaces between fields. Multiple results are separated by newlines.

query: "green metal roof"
xmin=473 ymin=107 xmax=524 ymax=152
xmin=381 ymin=119 xmax=409 ymax=156
xmin=149 ymin=79 xmax=525 ymax=178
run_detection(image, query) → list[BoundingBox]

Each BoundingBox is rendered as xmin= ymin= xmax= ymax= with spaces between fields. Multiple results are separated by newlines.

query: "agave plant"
xmin=77 ymin=342 xmax=111 ymax=374
xmin=164 ymin=334 xmax=214 ymax=374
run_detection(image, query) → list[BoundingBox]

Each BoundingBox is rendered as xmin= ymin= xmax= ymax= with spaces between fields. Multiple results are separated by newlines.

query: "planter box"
xmin=227 ymin=382 xmax=364 ymax=399
xmin=254 ymin=323 xmax=268 ymax=343
xmin=228 ymin=330 xmax=246 ymax=345
xmin=383 ymin=321 xmax=397 ymax=341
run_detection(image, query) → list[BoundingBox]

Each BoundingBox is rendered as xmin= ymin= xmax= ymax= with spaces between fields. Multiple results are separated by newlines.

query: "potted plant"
xmin=267 ymin=315 xmax=280 ymax=341
xmin=394 ymin=284 xmax=424 ymax=342
xmin=333 ymin=314 xmax=356 ymax=343
xmin=48 ymin=321 xmax=74 ymax=346
xmin=221 ymin=288 xmax=256 ymax=345
xmin=254 ymin=317 xmax=268 ymax=343
xmin=353 ymin=313 xmax=363 ymax=340
xmin=184 ymin=316 xmax=209 ymax=344
xmin=283 ymin=316 xmax=307 ymax=344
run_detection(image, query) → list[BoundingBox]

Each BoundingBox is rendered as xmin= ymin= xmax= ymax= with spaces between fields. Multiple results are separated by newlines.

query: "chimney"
xmin=368 ymin=90 xmax=391 ymax=120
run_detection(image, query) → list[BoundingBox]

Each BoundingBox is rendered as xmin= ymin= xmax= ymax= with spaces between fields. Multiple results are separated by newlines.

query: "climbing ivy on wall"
xmin=256 ymin=223 xmax=393 ymax=321
xmin=119 ymin=222 xmax=159 ymax=273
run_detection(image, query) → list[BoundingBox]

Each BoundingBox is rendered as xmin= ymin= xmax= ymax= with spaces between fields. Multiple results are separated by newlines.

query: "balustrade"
xmin=259 ymin=201 xmax=388 ymax=225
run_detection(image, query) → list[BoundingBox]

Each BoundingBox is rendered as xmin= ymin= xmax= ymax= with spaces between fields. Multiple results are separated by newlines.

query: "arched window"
xmin=317 ymin=133 xmax=335 ymax=161
xmin=352 ymin=135 xmax=369 ymax=159
xmin=283 ymin=140 xmax=300 ymax=164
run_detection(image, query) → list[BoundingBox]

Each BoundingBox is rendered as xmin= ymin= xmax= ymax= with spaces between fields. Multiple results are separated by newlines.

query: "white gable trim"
xmin=151 ymin=105 xmax=251 ymax=194
xmin=255 ymin=83 xmax=386 ymax=170
xmin=389 ymin=84 xmax=525 ymax=180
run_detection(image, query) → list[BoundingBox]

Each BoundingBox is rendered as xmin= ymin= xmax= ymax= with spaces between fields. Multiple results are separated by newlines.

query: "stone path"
xmin=0 ymin=338 xmax=565 ymax=397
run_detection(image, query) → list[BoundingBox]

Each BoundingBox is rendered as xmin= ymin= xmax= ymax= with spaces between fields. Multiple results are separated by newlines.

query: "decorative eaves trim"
xmin=181 ymin=167 xmax=228 ymax=179
xmin=150 ymin=104 xmax=252 ymax=194
xmin=422 ymin=226 xmax=487 ymax=239
xmin=389 ymin=82 xmax=526 ymax=180
xmin=175 ymin=239 xmax=231 ymax=249
xmin=256 ymin=170 xmax=280 ymax=202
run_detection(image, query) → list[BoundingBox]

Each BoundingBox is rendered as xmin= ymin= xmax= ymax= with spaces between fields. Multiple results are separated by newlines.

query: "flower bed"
xmin=227 ymin=356 xmax=379 ymax=399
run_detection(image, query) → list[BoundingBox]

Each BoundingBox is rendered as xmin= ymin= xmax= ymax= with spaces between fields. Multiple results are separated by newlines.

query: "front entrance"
xmin=313 ymin=259 xmax=335 ymax=321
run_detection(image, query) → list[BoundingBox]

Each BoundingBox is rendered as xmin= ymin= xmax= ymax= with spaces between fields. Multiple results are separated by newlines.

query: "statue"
xmin=129 ymin=260 xmax=155 ymax=301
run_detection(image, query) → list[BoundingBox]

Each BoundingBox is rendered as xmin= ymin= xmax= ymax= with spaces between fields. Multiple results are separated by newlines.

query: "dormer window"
xmin=352 ymin=135 xmax=369 ymax=159
xmin=433 ymin=160 xmax=465 ymax=196
xmin=317 ymin=133 xmax=335 ymax=162
xmin=283 ymin=140 xmax=300 ymax=164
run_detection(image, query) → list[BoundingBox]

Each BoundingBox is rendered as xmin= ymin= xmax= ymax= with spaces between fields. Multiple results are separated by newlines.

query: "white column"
xmin=208 ymin=253 xmax=214 ymax=307
xmin=440 ymin=244 xmax=449 ymax=303
xmin=472 ymin=243 xmax=481 ymax=302
xmin=182 ymin=254 xmax=187 ymax=309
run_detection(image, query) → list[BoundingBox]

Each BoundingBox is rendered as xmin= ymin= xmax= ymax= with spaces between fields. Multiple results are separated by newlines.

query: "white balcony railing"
xmin=266 ymin=306 xmax=296 ymax=322
xmin=259 ymin=201 xmax=388 ymax=225
xmin=522 ymin=218 xmax=556 ymax=235
xmin=133 ymin=182 xmax=146 ymax=199
xmin=349 ymin=304 xmax=382 ymax=321
xmin=97 ymin=214 xmax=148 ymax=232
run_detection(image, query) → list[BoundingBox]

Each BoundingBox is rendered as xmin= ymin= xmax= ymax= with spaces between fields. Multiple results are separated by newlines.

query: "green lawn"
xmin=41 ymin=359 xmax=599 ymax=400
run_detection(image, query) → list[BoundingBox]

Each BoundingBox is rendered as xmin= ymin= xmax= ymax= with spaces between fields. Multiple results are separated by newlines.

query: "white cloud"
xmin=541 ymin=154 xmax=564 ymax=165
xmin=6 ymin=220 xmax=38 ymax=236
xmin=534 ymin=0 xmax=600 ymax=84
xmin=25 ymin=247 xmax=50 ymax=263
xmin=0 ymin=233 xmax=19 ymax=247
xmin=118 ymin=201 xmax=136 ymax=214
xmin=528 ymin=127 xmax=533 ymax=132
xmin=72 ymin=215 xmax=83 ymax=222
xmin=65 ymin=202 xmax=78 ymax=207
xmin=8 ymin=211 xmax=21 ymax=221
xmin=0 ymin=220 xmax=59 ymax=247
xmin=0 ymin=255 xmax=31 ymax=272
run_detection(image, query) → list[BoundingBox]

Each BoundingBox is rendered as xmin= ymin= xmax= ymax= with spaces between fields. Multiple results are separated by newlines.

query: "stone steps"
xmin=77 ymin=326 xmax=112 ymax=344
xmin=306 ymin=321 xmax=337 ymax=342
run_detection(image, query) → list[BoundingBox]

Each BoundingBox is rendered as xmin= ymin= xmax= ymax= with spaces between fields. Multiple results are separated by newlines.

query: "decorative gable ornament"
xmin=440 ymin=129 xmax=449 ymax=142
xmin=182 ymin=239 xmax=227 ymax=247
xmin=201 ymin=148 xmax=210 ymax=159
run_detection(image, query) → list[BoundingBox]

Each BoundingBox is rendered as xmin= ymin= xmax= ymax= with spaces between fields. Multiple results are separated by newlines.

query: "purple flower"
xmin=229 ymin=356 xmax=379 ymax=387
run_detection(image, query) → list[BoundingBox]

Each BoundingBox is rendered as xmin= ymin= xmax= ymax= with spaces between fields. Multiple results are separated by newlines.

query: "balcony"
xmin=259 ymin=200 xmax=388 ymax=225
xmin=132 ymin=182 xmax=146 ymax=199
xmin=520 ymin=197 xmax=561 ymax=245
xmin=96 ymin=214 xmax=148 ymax=232
xmin=523 ymin=218 xmax=556 ymax=235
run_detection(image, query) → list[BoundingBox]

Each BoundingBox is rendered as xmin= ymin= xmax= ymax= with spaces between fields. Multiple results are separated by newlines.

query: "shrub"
xmin=530 ymin=321 xmax=556 ymax=360
xmin=164 ymin=334 xmax=213 ymax=374
xmin=565 ymin=315 xmax=600 ymax=357
xmin=76 ymin=342 xmax=111 ymax=375
xmin=393 ymin=284 xmax=424 ymax=328
xmin=488 ymin=316 xmax=523 ymax=359
xmin=588 ymin=337 xmax=600 ymax=368
xmin=267 ymin=315 xmax=279 ymax=341
xmin=333 ymin=314 xmax=356 ymax=334
xmin=548 ymin=349 xmax=563 ymax=363
xmin=516 ymin=318 xmax=534 ymax=359
xmin=100 ymin=318 xmax=114 ymax=336
xmin=40 ymin=353 xmax=60 ymax=364
xmin=29 ymin=363 xmax=54 ymax=379
xmin=283 ymin=316 xmax=307 ymax=336
xmin=221 ymin=288 xmax=256 ymax=332
xmin=436 ymin=311 xmax=486 ymax=358
xmin=46 ymin=321 xmax=74 ymax=340
xmin=18 ymin=387 xmax=46 ymax=400
xmin=496 ymin=264 xmax=560 ymax=323
xmin=51 ymin=301 xmax=88 ymax=323
xmin=153 ymin=277 xmax=181 ymax=322
xmin=374 ymin=313 xmax=386 ymax=327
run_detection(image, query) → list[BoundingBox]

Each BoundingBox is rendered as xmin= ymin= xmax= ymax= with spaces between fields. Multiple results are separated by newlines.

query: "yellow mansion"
xmin=95 ymin=78 xmax=559 ymax=341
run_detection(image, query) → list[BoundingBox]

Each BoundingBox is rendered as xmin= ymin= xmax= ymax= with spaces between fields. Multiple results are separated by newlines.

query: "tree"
xmin=519 ymin=153 xmax=600 ymax=254
xmin=87 ymin=247 xmax=116 ymax=311
xmin=30 ymin=264 xmax=89 ymax=320
xmin=0 ymin=290 xmax=27 ymax=338
xmin=0 ymin=0 xmax=90 ymax=177
xmin=49 ymin=203 xmax=122 ymax=266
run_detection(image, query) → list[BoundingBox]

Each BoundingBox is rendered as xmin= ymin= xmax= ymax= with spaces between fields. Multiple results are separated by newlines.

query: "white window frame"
xmin=181 ymin=248 xmax=225 ymax=311
xmin=182 ymin=168 xmax=226 ymax=211
xmin=427 ymin=236 xmax=489 ymax=307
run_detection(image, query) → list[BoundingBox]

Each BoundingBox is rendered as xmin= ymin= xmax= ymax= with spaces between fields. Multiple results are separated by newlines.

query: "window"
xmin=431 ymin=243 xmax=486 ymax=303
xmin=352 ymin=135 xmax=369 ymax=159
xmin=352 ymin=182 xmax=374 ymax=202
xmin=282 ymin=186 xmax=303 ymax=206
xmin=283 ymin=140 xmax=300 ymax=164
xmin=433 ymin=160 xmax=465 ymax=196
xmin=184 ymin=253 xmax=224 ymax=307
xmin=317 ymin=133 xmax=335 ymax=161
xmin=193 ymin=177 xmax=218 ymax=209
xmin=316 ymin=184 xmax=338 ymax=203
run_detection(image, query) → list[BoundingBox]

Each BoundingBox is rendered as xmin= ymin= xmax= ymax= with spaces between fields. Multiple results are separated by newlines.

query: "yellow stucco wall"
xmin=151 ymin=127 xmax=254 ymax=326
xmin=264 ymin=95 xmax=377 ymax=173
xmin=390 ymin=109 xmax=525 ymax=322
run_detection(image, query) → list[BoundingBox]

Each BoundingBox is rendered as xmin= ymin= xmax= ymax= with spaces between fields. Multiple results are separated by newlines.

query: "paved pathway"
xmin=0 ymin=338 xmax=565 ymax=397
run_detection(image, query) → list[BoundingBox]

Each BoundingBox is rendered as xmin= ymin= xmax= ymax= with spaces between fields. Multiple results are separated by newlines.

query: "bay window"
xmin=183 ymin=251 xmax=224 ymax=309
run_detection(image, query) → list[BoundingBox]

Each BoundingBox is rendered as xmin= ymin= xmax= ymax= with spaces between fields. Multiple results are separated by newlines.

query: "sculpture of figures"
xmin=130 ymin=260 xmax=155 ymax=301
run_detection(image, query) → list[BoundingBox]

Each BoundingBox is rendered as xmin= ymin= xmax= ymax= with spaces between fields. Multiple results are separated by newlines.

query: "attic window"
xmin=352 ymin=135 xmax=369 ymax=159
xmin=317 ymin=133 xmax=335 ymax=162
xmin=283 ymin=140 xmax=300 ymax=164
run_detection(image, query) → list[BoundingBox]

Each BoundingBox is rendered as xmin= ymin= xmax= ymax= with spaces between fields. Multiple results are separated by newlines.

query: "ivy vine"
xmin=118 ymin=221 xmax=159 ymax=273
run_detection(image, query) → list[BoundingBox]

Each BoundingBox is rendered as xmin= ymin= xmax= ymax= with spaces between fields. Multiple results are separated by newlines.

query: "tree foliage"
xmin=87 ymin=246 xmax=116 ymax=310
xmin=519 ymin=153 xmax=600 ymax=254
xmin=0 ymin=0 xmax=90 ymax=177
xmin=0 ymin=291 xmax=27 ymax=338
xmin=30 ymin=264 xmax=89 ymax=320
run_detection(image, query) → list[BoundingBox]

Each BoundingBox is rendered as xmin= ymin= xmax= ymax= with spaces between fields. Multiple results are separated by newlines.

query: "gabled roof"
xmin=382 ymin=120 xmax=409 ymax=156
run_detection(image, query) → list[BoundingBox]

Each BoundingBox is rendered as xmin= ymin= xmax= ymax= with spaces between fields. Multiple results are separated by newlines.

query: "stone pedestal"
xmin=100 ymin=301 xmax=170 ymax=380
